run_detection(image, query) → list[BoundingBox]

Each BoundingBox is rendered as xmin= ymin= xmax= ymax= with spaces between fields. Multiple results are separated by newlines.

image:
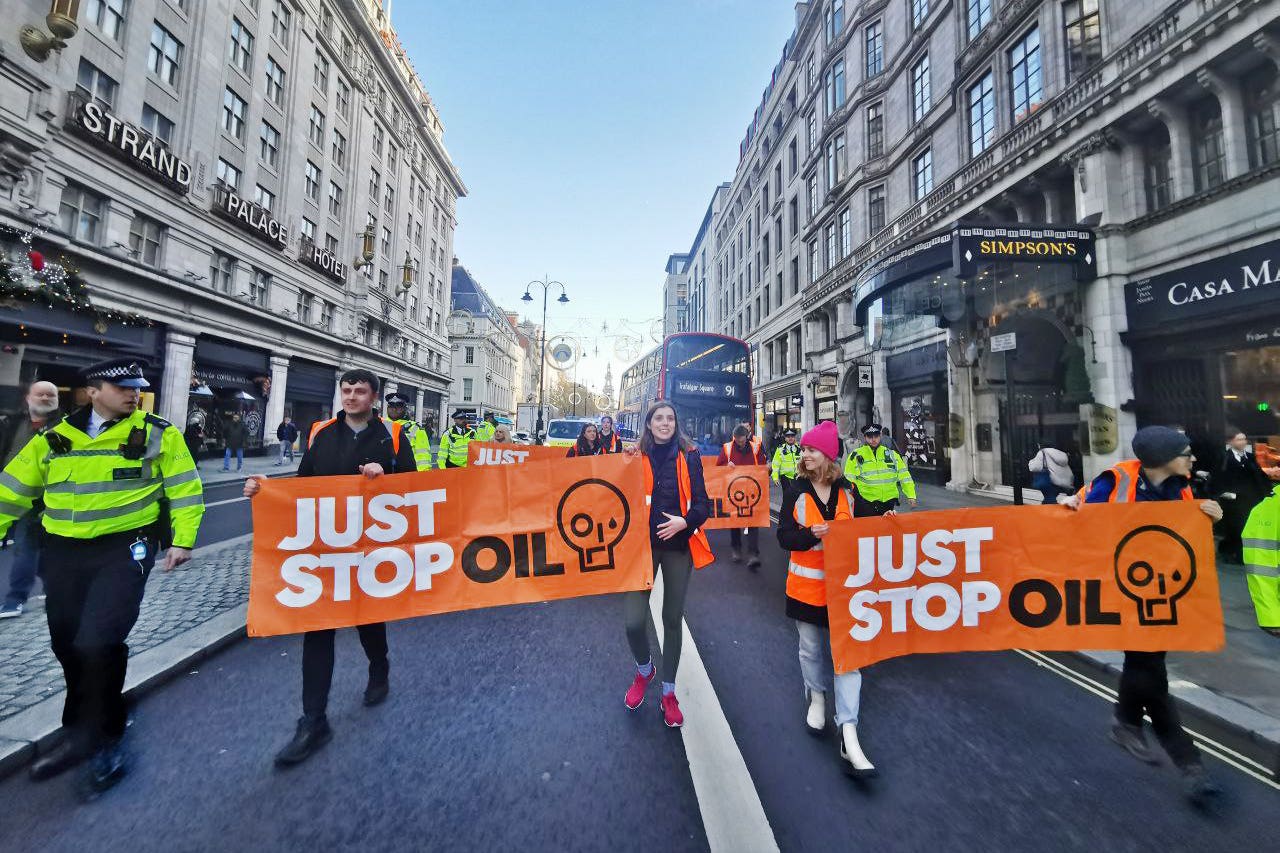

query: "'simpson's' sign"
xmin=214 ymin=187 xmax=288 ymax=250
xmin=73 ymin=101 xmax=192 ymax=193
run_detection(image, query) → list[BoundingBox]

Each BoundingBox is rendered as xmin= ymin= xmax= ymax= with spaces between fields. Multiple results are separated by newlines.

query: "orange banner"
xmin=248 ymin=454 xmax=653 ymax=637
xmin=466 ymin=441 xmax=568 ymax=466
xmin=824 ymin=503 xmax=1223 ymax=673
xmin=699 ymin=459 xmax=771 ymax=529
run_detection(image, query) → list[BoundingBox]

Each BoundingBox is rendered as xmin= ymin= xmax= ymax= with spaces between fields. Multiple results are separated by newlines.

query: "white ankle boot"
xmin=805 ymin=690 xmax=825 ymax=733
xmin=839 ymin=723 xmax=877 ymax=778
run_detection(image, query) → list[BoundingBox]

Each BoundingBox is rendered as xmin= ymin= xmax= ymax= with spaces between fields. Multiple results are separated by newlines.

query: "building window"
xmin=789 ymin=197 xmax=799 ymax=234
xmin=210 ymin=252 xmax=235 ymax=293
xmin=866 ymin=102 xmax=884 ymax=158
xmin=325 ymin=233 xmax=339 ymax=254
xmin=910 ymin=0 xmax=929 ymax=30
xmin=824 ymin=223 xmax=837 ymax=269
xmin=265 ymin=57 xmax=285 ymax=105
xmin=76 ymin=59 xmax=118 ymax=109
xmin=229 ymin=17 xmax=254 ymax=73
xmin=911 ymin=54 xmax=931 ymax=122
xmin=824 ymin=0 xmax=844 ymax=43
xmin=250 ymin=268 xmax=271 ymax=307
xmin=373 ymin=124 xmax=384 ymax=156
xmin=384 ymin=183 xmax=395 ymax=211
xmin=331 ymin=129 xmax=347 ymax=167
xmin=300 ymin=217 xmax=316 ymax=242
xmin=1245 ymin=65 xmax=1280 ymax=169
xmin=1063 ymin=0 xmax=1102 ymax=80
xmin=465 ymin=346 xmax=475 ymax=364
xmin=1009 ymin=27 xmax=1043 ymax=123
xmin=388 ymin=145 xmax=398 ymax=173
xmin=87 ymin=0 xmax=127 ymax=42
xmin=839 ymin=207 xmax=851 ymax=258
xmin=912 ymin=149 xmax=933 ymax=200
xmin=788 ymin=138 xmax=798 ymax=176
xmin=270 ymin=0 xmax=291 ymax=41
xmin=320 ymin=300 xmax=335 ymax=330
xmin=314 ymin=53 xmax=330 ymax=93
xmin=369 ymin=167 xmax=380 ymax=198
xmin=308 ymin=105 xmax=325 ymax=147
xmin=59 ymin=184 xmax=105 ymax=243
xmin=865 ymin=21 xmax=883 ymax=78
xmin=1190 ymin=98 xmax=1226 ymax=192
xmin=808 ymin=241 xmax=820 ymax=284
xmin=304 ymin=161 xmax=321 ymax=201
xmin=824 ymin=59 xmax=846 ymax=116
xmin=337 ymin=79 xmax=351 ymax=118
xmin=296 ymin=290 xmax=314 ymax=324
xmin=148 ymin=22 xmax=182 ymax=86
xmin=254 ymin=184 xmax=275 ymax=212
xmin=967 ymin=0 xmax=991 ymax=39
xmin=807 ymin=112 xmax=817 ymax=153
xmin=259 ymin=121 xmax=280 ymax=167
xmin=381 ymin=226 xmax=392 ymax=256
xmin=222 ymin=88 xmax=247 ymax=139
xmin=790 ymin=257 xmax=799 ymax=296
xmin=808 ymin=175 xmax=818 ymax=219
xmin=140 ymin=104 xmax=174 ymax=144
xmin=868 ymin=184 xmax=886 ymax=233
xmin=968 ymin=72 xmax=996 ymax=157
xmin=123 ymin=214 xmax=165 ymax=268
xmin=463 ymin=378 xmax=473 ymax=401
xmin=216 ymin=158 xmax=241 ymax=191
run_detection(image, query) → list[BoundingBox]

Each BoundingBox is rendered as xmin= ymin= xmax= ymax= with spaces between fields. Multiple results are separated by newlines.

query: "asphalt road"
xmin=193 ymin=480 xmax=255 ymax=549
xmin=1 ymin=524 xmax=1276 ymax=852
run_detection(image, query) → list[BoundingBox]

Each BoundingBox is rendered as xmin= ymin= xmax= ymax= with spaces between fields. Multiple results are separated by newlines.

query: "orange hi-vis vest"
xmin=1075 ymin=459 xmax=1195 ymax=503
xmin=722 ymin=439 xmax=761 ymax=463
xmin=309 ymin=417 xmax=404 ymax=466
xmin=786 ymin=486 xmax=854 ymax=607
xmin=642 ymin=449 xmax=715 ymax=569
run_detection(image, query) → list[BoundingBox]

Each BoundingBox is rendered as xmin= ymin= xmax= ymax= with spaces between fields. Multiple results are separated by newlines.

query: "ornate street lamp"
xmin=397 ymin=252 xmax=416 ymax=295
xmin=19 ymin=0 xmax=79 ymax=62
xmin=521 ymin=277 xmax=569 ymax=440
xmin=353 ymin=223 xmax=375 ymax=270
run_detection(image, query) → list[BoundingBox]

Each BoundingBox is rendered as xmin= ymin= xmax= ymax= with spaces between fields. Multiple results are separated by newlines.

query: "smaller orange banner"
xmin=467 ymin=441 xmax=568 ymax=466
xmin=824 ymin=503 xmax=1223 ymax=672
xmin=699 ymin=459 xmax=771 ymax=529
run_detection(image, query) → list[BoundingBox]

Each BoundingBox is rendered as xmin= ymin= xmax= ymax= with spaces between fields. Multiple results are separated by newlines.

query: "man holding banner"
xmin=717 ymin=424 xmax=767 ymax=568
xmin=1061 ymin=426 xmax=1222 ymax=804
xmin=245 ymin=369 xmax=418 ymax=768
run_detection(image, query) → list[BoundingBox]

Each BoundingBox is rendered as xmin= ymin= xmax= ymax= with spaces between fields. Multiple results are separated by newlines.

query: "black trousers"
xmin=730 ymin=527 xmax=759 ymax=555
xmin=853 ymin=494 xmax=898 ymax=517
xmin=301 ymin=624 xmax=389 ymax=718
xmin=40 ymin=531 xmax=153 ymax=749
xmin=1116 ymin=651 xmax=1201 ymax=768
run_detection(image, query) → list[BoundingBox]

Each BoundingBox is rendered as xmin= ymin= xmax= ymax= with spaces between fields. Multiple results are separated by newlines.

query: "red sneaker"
xmin=625 ymin=668 xmax=656 ymax=710
xmin=660 ymin=693 xmax=684 ymax=728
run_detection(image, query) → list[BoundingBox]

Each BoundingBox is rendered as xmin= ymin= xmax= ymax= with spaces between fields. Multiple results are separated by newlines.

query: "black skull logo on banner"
xmin=727 ymin=474 xmax=762 ymax=518
xmin=557 ymin=479 xmax=631 ymax=572
xmin=1113 ymin=525 xmax=1197 ymax=626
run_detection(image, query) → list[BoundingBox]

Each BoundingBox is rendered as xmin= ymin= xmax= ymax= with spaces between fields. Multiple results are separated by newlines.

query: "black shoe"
xmin=1182 ymin=764 xmax=1221 ymax=806
xmin=746 ymin=555 xmax=761 ymax=570
xmin=1109 ymin=717 xmax=1160 ymax=765
xmin=731 ymin=550 xmax=744 ymax=563
xmin=29 ymin=738 xmax=89 ymax=781
xmin=363 ymin=675 xmax=390 ymax=707
xmin=274 ymin=716 xmax=332 ymax=767
xmin=79 ymin=741 xmax=128 ymax=800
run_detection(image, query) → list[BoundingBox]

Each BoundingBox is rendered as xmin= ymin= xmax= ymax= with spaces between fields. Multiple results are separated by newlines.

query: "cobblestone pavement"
xmin=0 ymin=539 xmax=251 ymax=722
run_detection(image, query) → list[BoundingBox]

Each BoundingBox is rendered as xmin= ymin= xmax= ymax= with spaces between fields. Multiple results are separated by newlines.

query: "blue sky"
xmin=398 ymin=1 xmax=797 ymax=392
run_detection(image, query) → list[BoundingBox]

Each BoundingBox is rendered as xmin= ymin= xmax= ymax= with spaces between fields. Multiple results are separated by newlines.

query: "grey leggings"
xmin=624 ymin=548 xmax=695 ymax=683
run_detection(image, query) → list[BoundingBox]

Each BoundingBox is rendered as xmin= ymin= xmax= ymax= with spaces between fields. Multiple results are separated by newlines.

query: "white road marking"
xmin=649 ymin=573 xmax=780 ymax=853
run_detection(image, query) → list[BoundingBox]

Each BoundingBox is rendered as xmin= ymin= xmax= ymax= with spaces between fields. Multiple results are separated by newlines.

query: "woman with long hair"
xmin=492 ymin=425 xmax=513 ymax=444
xmin=776 ymin=420 xmax=876 ymax=777
xmin=623 ymin=401 xmax=713 ymax=727
xmin=598 ymin=415 xmax=624 ymax=453
xmin=566 ymin=423 xmax=601 ymax=457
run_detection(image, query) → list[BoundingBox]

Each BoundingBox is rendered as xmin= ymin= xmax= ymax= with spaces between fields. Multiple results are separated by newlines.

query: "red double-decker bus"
xmin=618 ymin=333 xmax=753 ymax=454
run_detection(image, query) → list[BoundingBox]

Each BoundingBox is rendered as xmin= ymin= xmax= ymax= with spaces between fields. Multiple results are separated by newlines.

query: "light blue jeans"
xmin=795 ymin=620 xmax=863 ymax=726
xmin=223 ymin=447 xmax=244 ymax=470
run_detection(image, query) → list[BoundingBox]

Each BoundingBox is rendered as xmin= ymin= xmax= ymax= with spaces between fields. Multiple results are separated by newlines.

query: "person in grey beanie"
xmin=1059 ymin=425 xmax=1223 ymax=805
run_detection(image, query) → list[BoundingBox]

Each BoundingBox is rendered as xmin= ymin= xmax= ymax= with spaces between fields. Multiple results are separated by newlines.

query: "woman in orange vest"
xmin=623 ymin=401 xmax=713 ymax=728
xmin=776 ymin=420 xmax=876 ymax=777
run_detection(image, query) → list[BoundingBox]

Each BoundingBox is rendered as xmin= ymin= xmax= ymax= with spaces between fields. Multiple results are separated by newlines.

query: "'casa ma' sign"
xmin=1125 ymin=238 xmax=1280 ymax=332
xmin=214 ymin=187 xmax=289 ymax=250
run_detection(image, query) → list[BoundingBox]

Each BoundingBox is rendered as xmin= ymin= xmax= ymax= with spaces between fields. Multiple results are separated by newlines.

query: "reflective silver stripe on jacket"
xmin=1241 ymin=538 xmax=1277 ymax=553
xmin=0 ymin=472 xmax=41 ymax=499
xmin=788 ymin=562 xmax=825 ymax=580
xmin=1112 ymin=466 xmax=1133 ymax=503
xmin=46 ymin=477 xmax=162 ymax=496
xmin=793 ymin=493 xmax=823 ymax=551
xmin=42 ymin=490 xmax=161 ymax=522
xmin=1245 ymin=564 xmax=1280 ymax=578
xmin=163 ymin=469 xmax=201 ymax=489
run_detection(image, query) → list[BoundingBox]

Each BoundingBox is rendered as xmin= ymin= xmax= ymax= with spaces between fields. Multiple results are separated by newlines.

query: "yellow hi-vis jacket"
xmin=0 ymin=409 xmax=204 ymax=548
xmin=437 ymin=425 xmax=475 ymax=468
xmin=771 ymin=443 xmax=799 ymax=483
xmin=475 ymin=421 xmax=496 ymax=442
xmin=392 ymin=418 xmax=431 ymax=470
xmin=843 ymin=444 xmax=916 ymax=502
xmin=1242 ymin=484 xmax=1280 ymax=628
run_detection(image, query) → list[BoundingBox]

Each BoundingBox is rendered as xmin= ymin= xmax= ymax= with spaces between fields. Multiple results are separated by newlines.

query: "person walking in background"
xmin=222 ymin=413 xmax=245 ymax=472
xmin=777 ymin=420 xmax=875 ymax=778
xmin=1028 ymin=439 xmax=1073 ymax=506
xmin=623 ymin=402 xmax=712 ymax=728
xmin=1212 ymin=427 xmax=1272 ymax=563
xmin=0 ymin=380 xmax=62 ymax=619
xmin=771 ymin=428 xmax=800 ymax=485
xmin=598 ymin=415 xmax=624 ymax=453
xmin=244 ymin=369 xmax=415 ymax=768
xmin=717 ymin=423 xmax=768 ymax=568
xmin=274 ymin=416 xmax=299 ymax=467
xmin=566 ymin=423 xmax=601 ymax=458
xmin=1059 ymin=426 xmax=1222 ymax=804
xmin=844 ymin=423 xmax=916 ymax=517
